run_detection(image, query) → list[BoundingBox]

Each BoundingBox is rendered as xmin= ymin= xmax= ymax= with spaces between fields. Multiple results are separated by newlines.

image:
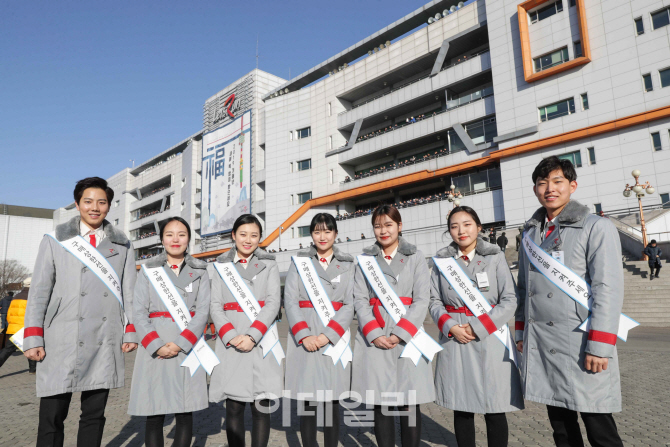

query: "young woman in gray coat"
xmin=209 ymin=214 xmax=283 ymax=447
xmin=430 ymin=206 xmax=522 ymax=447
xmin=284 ymin=213 xmax=355 ymax=447
xmin=352 ymin=205 xmax=435 ymax=447
xmin=128 ymin=217 xmax=211 ymax=447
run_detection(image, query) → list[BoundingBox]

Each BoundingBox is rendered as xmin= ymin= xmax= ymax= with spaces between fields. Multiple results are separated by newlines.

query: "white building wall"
xmin=0 ymin=215 xmax=54 ymax=273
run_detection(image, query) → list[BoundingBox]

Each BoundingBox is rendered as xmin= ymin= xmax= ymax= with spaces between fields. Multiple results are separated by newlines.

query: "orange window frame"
xmin=518 ymin=0 xmax=591 ymax=82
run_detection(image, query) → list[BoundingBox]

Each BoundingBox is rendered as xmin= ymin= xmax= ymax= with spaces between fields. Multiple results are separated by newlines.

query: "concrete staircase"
xmin=622 ymin=258 xmax=670 ymax=327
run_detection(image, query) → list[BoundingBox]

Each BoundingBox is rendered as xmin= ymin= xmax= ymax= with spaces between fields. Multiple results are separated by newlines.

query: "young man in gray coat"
xmin=515 ymin=157 xmax=625 ymax=447
xmin=23 ymin=177 xmax=138 ymax=447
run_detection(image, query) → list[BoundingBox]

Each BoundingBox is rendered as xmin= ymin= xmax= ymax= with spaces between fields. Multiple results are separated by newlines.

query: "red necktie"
xmin=239 ymin=259 xmax=247 ymax=264
xmin=89 ymin=234 xmax=96 ymax=248
xmin=171 ymin=265 xmax=179 ymax=270
xmin=384 ymin=256 xmax=392 ymax=260
xmin=320 ymin=258 xmax=327 ymax=263
xmin=545 ymin=224 xmax=555 ymax=239
xmin=461 ymin=255 xmax=469 ymax=262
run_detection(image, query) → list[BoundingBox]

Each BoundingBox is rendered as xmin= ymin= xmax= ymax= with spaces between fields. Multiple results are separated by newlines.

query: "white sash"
xmin=522 ymin=233 xmax=639 ymax=341
xmin=291 ymin=257 xmax=352 ymax=368
xmin=432 ymin=257 xmax=517 ymax=365
xmin=12 ymin=233 xmax=129 ymax=348
xmin=213 ymin=262 xmax=285 ymax=364
xmin=142 ymin=266 xmax=220 ymax=376
xmin=356 ymin=255 xmax=442 ymax=365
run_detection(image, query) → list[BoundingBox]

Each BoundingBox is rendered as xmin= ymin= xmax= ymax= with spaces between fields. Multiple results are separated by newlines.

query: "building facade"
xmin=1 ymin=204 xmax=54 ymax=273
xmin=54 ymin=0 xmax=670 ymax=273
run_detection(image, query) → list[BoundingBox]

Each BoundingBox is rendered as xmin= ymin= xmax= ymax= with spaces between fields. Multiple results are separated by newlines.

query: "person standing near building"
xmin=430 ymin=206 xmax=522 ymax=447
xmin=496 ymin=232 xmax=508 ymax=253
xmin=644 ymin=240 xmax=662 ymax=280
xmin=209 ymin=214 xmax=283 ymax=447
xmin=128 ymin=217 xmax=212 ymax=447
xmin=22 ymin=177 xmax=138 ymax=447
xmin=351 ymin=205 xmax=436 ymax=447
xmin=284 ymin=213 xmax=355 ymax=447
xmin=0 ymin=279 xmax=36 ymax=373
xmin=516 ymin=156 xmax=626 ymax=447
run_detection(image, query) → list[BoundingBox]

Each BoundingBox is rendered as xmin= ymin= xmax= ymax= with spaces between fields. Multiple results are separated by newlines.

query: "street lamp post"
xmin=623 ymin=169 xmax=655 ymax=260
xmin=446 ymin=184 xmax=463 ymax=209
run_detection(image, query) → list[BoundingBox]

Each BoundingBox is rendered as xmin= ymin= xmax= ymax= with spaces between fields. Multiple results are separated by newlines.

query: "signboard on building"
xmin=201 ymin=109 xmax=252 ymax=236
xmin=203 ymin=75 xmax=254 ymax=132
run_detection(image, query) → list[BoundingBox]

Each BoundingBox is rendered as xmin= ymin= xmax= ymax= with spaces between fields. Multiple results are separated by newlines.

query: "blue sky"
xmin=1 ymin=0 xmax=421 ymax=209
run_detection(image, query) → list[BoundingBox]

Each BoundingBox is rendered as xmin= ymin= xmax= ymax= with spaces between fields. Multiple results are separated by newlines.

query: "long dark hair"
xmin=160 ymin=217 xmax=192 ymax=245
xmin=232 ymin=214 xmax=263 ymax=238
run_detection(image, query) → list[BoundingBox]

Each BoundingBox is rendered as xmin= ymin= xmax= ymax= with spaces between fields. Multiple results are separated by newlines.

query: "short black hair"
xmin=532 ymin=156 xmax=577 ymax=185
xmin=74 ymin=177 xmax=114 ymax=204
xmin=310 ymin=213 xmax=338 ymax=234
xmin=232 ymin=214 xmax=263 ymax=238
xmin=160 ymin=217 xmax=192 ymax=245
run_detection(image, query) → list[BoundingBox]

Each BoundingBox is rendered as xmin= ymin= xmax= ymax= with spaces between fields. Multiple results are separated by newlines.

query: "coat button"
xmin=548 ymin=293 xmax=553 ymax=298
xmin=82 ymin=267 xmax=87 ymax=273
xmin=528 ymin=292 xmax=534 ymax=297
xmin=98 ymin=341 xmax=103 ymax=346
xmin=548 ymin=321 xmax=554 ymax=326
xmin=79 ymin=342 xmax=84 ymax=347
xmin=550 ymin=349 xmax=557 ymax=354
xmin=80 ymin=292 xmax=86 ymax=296
xmin=102 ymin=317 xmax=107 ymax=321
xmin=79 ymin=317 xmax=84 ymax=321
xmin=104 ymin=292 xmax=108 ymax=297
xmin=528 ymin=318 xmax=535 ymax=324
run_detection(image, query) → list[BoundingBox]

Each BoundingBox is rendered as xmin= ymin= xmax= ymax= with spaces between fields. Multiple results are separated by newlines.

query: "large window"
xmin=651 ymin=7 xmax=670 ymax=30
xmin=534 ymin=47 xmax=569 ymax=72
xmin=643 ymin=73 xmax=653 ymax=92
xmin=539 ymin=98 xmax=575 ymax=122
xmin=297 ymin=127 xmax=311 ymax=139
xmin=530 ymin=1 xmax=563 ymax=23
xmin=449 ymin=167 xmax=502 ymax=195
xmin=660 ymin=67 xmax=670 ymax=88
xmin=297 ymin=159 xmax=311 ymax=171
xmin=652 ymin=132 xmax=662 ymax=151
xmin=297 ymin=192 xmax=312 ymax=204
xmin=466 ymin=117 xmax=497 ymax=145
xmin=297 ymin=226 xmax=310 ymax=238
xmin=558 ymin=150 xmax=582 ymax=168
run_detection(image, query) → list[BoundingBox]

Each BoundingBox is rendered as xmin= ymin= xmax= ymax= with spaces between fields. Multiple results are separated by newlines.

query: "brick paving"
xmin=1 ymin=323 xmax=668 ymax=447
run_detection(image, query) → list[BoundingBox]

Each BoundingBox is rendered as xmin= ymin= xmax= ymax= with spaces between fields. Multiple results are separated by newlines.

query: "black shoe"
xmin=650 ymin=276 xmax=654 ymax=280
xmin=655 ymin=275 xmax=660 ymax=278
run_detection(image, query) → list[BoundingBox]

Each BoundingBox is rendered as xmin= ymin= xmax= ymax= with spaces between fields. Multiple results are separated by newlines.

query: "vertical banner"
xmin=201 ymin=109 xmax=252 ymax=236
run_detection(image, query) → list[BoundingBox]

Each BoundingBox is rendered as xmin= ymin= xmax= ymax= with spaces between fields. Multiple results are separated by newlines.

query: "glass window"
xmin=449 ymin=129 xmax=467 ymax=153
xmin=298 ymin=226 xmax=311 ymax=238
xmin=530 ymin=1 xmax=563 ymax=23
xmin=539 ymin=98 xmax=576 ymax=121
xmin=635 ymin=17 xmax=644 ymax=35
xmin=574 ymin=41 xmax=582 ymax=58
xmin=289 ymin=131 xmax=293 ymax=141
xmin=569 ymin=0 xmax=575 ymax=6
xmin=327 ymin=102 xmax=332 ymax=116
xmin=558 ymin=150 xmax=582 ymax=168
xmin=661 ymin=193 xmax=670 ymax=208
xmin=660 ymin=68 xmax=670 ymax=88
xmin=652 ymin=132 xmax=662 ymax=150
xmin=534 ymin=47 xmax=569 ymax=72
xmin=487 ymin=167 xmax=503 ymax=188
xmin=465 ymin=118 xmax=497 ymax=145
xmin=114 ymin=218 xmax=119 ymax=225
xmin=328 ymin=135 xmax=332 ymax=150
xmin=588 ymin=147 xmax=596 ymax=165
xmin=470 ymin=171 xmax=489 ymax=192
xmin=297 ymin=159 xmax=311 ymax=171
xmin=643 ymin=74 xmax=654 ymax=92
xmin=452 ymin=174 xmax=472 ymax=194
xmin=297 ymin=127 xmax=311 ymax=139
xmin=297 ymin=192 xmax=312 ymax=204
xmin=581 ymin=93 xmax=589 ymax=110
xmin=651 ymin=8 xmax=670 ymax=30
xmin=594 ymin=203 xmax=602 ymax=214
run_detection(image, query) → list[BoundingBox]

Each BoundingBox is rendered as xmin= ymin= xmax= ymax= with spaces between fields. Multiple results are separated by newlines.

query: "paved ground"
xmin=1 ymin=323 xmax=669 ymax=447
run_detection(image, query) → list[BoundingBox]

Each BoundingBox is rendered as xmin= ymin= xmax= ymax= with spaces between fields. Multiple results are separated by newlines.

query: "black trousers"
xmin=650 ymin=265 xmax=661 ymax=277
xmin=36 ymin=389 xmax=110 ymax=447
xmin=546 ymin=405 xmax=623 ymax=447
xmin=0 ymin=340 xmax=36 ymax=372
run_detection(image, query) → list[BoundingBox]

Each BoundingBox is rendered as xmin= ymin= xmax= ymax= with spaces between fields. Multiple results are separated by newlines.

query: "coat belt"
xmin=223 ymin=301 xmax=265 ymax=312
xmin=369 ymin=297 xmax=413 ymax=329
xmin=148 ymin=311 xmax=195 ymax=320
xmin=445 ymin=304 xmax=495 ymax=317
xmin=298 ymin=300 xmax=343 ymax=311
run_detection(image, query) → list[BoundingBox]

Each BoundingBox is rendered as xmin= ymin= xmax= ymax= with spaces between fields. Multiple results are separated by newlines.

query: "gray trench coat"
xmin=351 ymin=238 xmax=435 ymax=406
xmin=284 ymin=245 xmax=355 ymax=402
xmin=128 ymin=253 xmax=211 ymax=416
xmin=23 ymin=216 xmax=137 ymax=398
xmin=208 ymin=248 xmax=284 ymax=403
xmin=429 ymin=239 xmax=523 ymax=414
xmin=516 ymin=201 xmax=624 ymax=413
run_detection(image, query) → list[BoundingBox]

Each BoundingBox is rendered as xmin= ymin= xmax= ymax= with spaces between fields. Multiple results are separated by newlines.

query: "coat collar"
xmin=435 ymin=238 xmax=500 ymax=258
xmin=216 ymin=247 xmax=274 ymax=281
xmin=56 ymin=216 xmax=128 ymax=245
xmin=362 ymin=237 xmax=415 ymax=281
xmin=296 ymin=244 xmax=354 ymax=263
xmin=144 ymin=252 xmax=208 ymax=270
xmin=525 ymin=200 xmax=591 ymax=230
xmin=362 ymin=236 xmax=416 ymax=257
